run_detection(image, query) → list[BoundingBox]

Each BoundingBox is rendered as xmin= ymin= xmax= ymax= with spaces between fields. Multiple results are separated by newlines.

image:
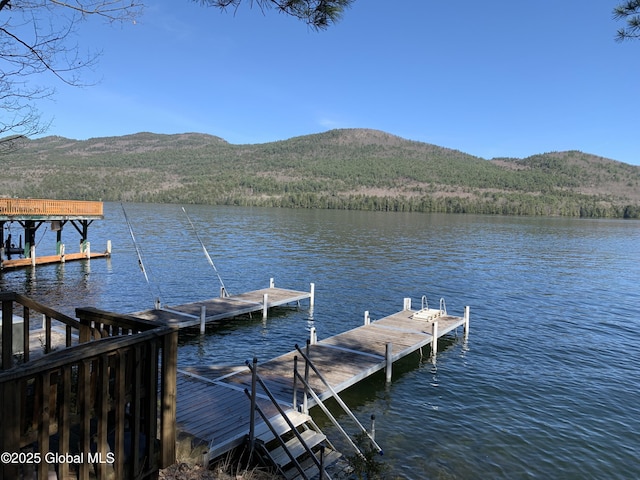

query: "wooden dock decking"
xmin=175 ymin=302 xmax=470 ymax=461
xmin=131 ymin=280 xmax=314 ymax=329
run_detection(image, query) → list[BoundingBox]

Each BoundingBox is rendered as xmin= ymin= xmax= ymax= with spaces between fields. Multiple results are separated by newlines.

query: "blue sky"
xmin=34 ymin=1 xmax=640 ymax=165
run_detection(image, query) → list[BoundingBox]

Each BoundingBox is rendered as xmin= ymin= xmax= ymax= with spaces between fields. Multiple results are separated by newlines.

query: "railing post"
xmin=303 ymin=340 xmax=310 ymax=414
xmin=249 ymin=357 xmax=258 ymax=456
xmin=319 ymin=444 xmax=325 ymax=480
xmin=161 ymin=329 xmax=178 ymax=468
xmin=1 ymin=299 xmax=14 ymax=369
xmin=292 ymin=355 xmax=298 ymax=410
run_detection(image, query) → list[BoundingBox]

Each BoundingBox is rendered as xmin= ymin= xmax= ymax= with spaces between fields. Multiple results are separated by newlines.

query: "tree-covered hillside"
xmin=1 ymin=129 xmax=639 ymax=218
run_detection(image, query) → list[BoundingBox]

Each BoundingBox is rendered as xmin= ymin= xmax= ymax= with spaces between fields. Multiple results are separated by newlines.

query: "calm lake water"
xmin=2 ymin=203 xmax=639 ymax=479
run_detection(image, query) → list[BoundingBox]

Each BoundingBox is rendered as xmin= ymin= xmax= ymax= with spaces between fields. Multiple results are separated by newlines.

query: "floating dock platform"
xmin=173 ymin=297 xmax=470 ymax=462
xmin=131 ymin=278 xmax=314 ymax=330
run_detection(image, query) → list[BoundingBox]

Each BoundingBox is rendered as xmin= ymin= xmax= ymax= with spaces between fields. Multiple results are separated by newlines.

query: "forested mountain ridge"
xmin=1 ymin=129 xmax=639 ymax=218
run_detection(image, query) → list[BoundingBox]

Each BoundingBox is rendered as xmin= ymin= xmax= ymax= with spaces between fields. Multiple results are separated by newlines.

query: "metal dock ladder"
xmin=245 ymin=358 xmax=341 ymax=479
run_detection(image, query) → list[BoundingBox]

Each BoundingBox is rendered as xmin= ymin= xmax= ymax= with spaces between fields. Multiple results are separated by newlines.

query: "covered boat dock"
xmin=0 ymin=198 xmax=110 ymax=269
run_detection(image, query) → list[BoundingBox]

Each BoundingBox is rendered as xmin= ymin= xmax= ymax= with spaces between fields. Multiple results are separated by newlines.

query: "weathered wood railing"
xmin=0 ymin=294 xmax=177 ymax=479
xmin=1 ymin=292 xmax=83 ymax=367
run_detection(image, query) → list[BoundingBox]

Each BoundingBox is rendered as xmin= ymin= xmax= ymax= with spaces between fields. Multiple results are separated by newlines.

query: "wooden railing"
xmin=0 ymin=294 xmax=177 ymax=479
xmin=0 ymin=198 xmax=103 ymax=217
xmin=1 ymin=292 xmax=82 ymax=367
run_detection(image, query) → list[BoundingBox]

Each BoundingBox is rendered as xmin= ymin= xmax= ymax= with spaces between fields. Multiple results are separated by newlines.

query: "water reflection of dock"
xmin=173 ymin=298 xmax=469 ymax=462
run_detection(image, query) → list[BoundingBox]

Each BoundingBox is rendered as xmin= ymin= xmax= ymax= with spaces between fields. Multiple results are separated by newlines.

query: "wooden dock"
xmin=0 ymin=250 xmax=111 ymax=270
xmin=131 ymin=279 xmax=315 ymax=329
xmin=175 ymin=300 xmax=470 ymax=462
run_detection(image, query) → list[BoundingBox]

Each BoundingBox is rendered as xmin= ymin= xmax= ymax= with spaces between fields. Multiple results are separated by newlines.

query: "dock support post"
xmin=106 ymin=240 xmax=112 ymax=257
xmin=431 ymin=321 xmax=439 ymax=361
xmin=31 ymin=245 xmax=36 ymax=266
xmin=199 ymin=306 xmax=206 ymax=334
xmin=364 ymin=310 xmax=370 ymax=325
xmin=85 ymin=241 xmax=91 ymax=259
xmin=60 ymin=244 xmax=66 ymax=263
xmin=370 ymin=414 xmax=376 ymax=440
xmin=403 ymin=298 xmax=411 ymax=310
xmin=464 ymin=306 xmax=470 ymax=338
xmin=385 ymin=343 xmax=393 ymax=383
xmin=249 ymin=357 xmax=258 ymax=458
xmin=309 ymin=327 xmax=317 ymax=345
xmin=262 ymin=293 xmax=268 ymax=319
xmin=269 ymin=277 xmax=275 ymax=288
xmin=310 ymin=282 xmax=315 ymax=307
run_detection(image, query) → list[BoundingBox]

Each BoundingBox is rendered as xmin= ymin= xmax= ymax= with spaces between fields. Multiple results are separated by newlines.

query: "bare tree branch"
xmin=0 ymin=1 xmax=142 ymax=150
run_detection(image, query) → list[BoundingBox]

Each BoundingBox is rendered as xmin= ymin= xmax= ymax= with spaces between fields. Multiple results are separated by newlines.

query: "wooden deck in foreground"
xmin=176 ymin=302 xmax=470 ymax=461
xmin=131 ymin=280 xmax=314 ymax=329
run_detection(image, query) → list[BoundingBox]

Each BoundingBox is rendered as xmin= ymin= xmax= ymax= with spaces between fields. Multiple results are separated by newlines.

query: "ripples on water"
xmin=1 ymin=204 xmax=639 ymax=479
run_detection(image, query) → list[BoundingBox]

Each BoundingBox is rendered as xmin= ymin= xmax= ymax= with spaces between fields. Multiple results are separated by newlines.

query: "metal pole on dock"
xmin=364 ymin=310 xmax=370 ymax=325
xmin=385 ymin=343 xmax=393 ymax=383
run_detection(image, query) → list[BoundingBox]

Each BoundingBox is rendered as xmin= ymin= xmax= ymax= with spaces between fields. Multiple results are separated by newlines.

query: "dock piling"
xmin=431 ymin=321 xmax=439 ymax=361
xmin=385 ymin=343 xmax=393 ymax=383
xmin=309 ymin=327 xmax=317 ymax=345
xmin=199 ymin=306 xmax=206 ymax=334
xmin=364 ymin=310 xmax=370 ymax=325
xmin=310 ymin=282 xmax=315 ymax=307
xmin=262 ymin=293 xmax=268 ymax=319
xmin=370 ymin=414 xmax=376 ymax=440
xmin=403 ymin=298 xmax=411 ymax=310
xmin=464 ymin=306 xmax=470 ymax=338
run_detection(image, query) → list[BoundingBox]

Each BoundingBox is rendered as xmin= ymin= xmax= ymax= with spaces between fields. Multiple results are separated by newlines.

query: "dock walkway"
xmin=176 ymin=301 xmax=470 ymax=461
xmin=131 ymin=279 xmax=314 ymax=329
